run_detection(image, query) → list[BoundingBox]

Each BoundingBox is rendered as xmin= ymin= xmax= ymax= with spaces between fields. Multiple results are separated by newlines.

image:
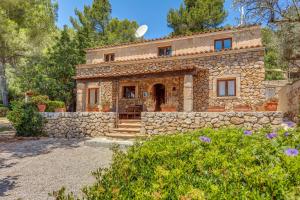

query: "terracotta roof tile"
xmin=78 ymin=45 xmax=264 ymax=68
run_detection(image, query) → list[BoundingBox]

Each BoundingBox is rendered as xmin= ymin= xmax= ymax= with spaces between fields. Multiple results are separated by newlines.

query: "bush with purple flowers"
xmin=54 ymin=128 xmax=300 ymax=200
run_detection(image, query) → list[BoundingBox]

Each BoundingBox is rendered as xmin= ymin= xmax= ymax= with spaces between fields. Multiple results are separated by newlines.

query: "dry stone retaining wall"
xmin=42 ymin=112 xmax=116 ymax=138
xmin=141 ymin=112 xmax=283 ymax=135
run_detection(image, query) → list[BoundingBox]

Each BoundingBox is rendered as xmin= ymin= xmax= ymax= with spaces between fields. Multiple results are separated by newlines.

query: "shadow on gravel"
xmin=0 ymin=175 xmax=19 ymax=197
xmin=0 ymin=138 xmax=87 ymax=159
xmin=0 ymin=158 xmax=17 ymax=169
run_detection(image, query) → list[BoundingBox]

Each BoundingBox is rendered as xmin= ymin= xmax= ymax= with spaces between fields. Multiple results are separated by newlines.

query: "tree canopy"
xmin=8 ymin=0 xmax=139 ymax=110
xmin=0 ymin=0 xmax=57 ymax=106
xmin=167 ymin=0 xmax=227 ymax=35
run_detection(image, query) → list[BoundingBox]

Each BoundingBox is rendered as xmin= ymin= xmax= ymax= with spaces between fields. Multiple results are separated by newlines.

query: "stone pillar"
xmin=76 ymin=82 xmax=85 ymax=112
xmin=184 ymin=74 xmax=193 ymax=112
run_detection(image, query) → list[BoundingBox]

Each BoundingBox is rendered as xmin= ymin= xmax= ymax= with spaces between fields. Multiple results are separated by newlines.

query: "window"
xmin=217 ymin=79 xmax=236 ymax=97
xmin=88 ymin=88 xmax=99 ymax=106
xmin=104 ymin=53 xmax=115 ymax=62
xmin=214 ymin=38 xmax=232 ymax=51
xmin=123 ymin=86 xmax=136 ymax=99
xmin=158 ymin=46 xmax=172 ymax=56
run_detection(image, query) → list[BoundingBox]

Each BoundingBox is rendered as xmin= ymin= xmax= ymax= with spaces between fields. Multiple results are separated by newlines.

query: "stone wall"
xmin=42 ymin=112 xmax=116 ymax=138
xmin=141 ymin=112 xmax=283 ymax=135
xmin=278 ymin=80 xmax=300 ymax=121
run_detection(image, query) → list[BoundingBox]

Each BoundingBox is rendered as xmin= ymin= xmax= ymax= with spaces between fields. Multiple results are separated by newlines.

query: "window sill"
xmin=121 ymin=98 xmax=138 ymax=100
xmin=216 ymin=96 xmax=238 ymax=100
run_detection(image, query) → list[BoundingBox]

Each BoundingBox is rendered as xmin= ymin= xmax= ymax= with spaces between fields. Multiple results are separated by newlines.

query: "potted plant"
xmin=207 ymin=106 xmax=225 ymax=112
xmin=31 ymin=95 xmax=49 ymax=112
xmin=145 ymin=98 xmax=156 ymax=112
xmin=161 ymin=96 xmax=178 ymax=112
xmin=46 ymin=100 xmax=65 ymax=112
xmin=264 ymin=97 xmax=279 ymax=111
xmin=53 ymin=101 xmax=65 ymax=112
xmin=101 ymin=97 xmax=110 ymax=112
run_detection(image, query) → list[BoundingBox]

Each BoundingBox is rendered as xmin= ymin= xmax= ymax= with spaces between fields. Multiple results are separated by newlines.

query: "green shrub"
xmin=31 ymin=95 xmax=49 ymax=105
xmin=0 ymin=107 xmax=9 ymax=117
xmin=46 ymin=101 xmax=65 ymax=112
xmin=53 ymin=128 xmax=300 ymax=200
xmin=7 ymin=101 xmax=45 ymax=137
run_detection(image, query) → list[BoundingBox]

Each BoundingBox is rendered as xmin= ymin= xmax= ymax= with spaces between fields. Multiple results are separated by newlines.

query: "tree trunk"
xmin=0 ymin=62 xmax=9 ymax=106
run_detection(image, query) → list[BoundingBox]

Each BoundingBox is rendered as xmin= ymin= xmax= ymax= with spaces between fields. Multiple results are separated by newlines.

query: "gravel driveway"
xmin=0 ymin=138 xmax=113 ymax=200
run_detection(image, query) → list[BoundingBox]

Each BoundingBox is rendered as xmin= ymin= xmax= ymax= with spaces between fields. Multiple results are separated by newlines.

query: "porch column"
xmin=76 ymin=82 xmax=85 ymax=112
xmin=184 ymin=74 xmax=193 ymax=112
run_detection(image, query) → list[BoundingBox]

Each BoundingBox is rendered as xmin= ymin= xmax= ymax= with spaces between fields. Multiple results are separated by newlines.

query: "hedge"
xmin=52 ymin=127 xmax=300 ymax=199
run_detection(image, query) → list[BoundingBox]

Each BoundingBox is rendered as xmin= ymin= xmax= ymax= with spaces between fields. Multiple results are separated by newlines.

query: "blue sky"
xmin=57 ymin=0 xmax=240 ymax=39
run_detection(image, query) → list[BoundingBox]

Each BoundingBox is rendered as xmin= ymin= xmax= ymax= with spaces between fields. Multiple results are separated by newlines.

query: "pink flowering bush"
xmin=53 ymin=128 xmax=300 ymax=199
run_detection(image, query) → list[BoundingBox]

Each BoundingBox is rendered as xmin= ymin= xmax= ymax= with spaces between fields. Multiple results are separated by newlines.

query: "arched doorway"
xmin=153 ymin=84 xmax=165 ymax=111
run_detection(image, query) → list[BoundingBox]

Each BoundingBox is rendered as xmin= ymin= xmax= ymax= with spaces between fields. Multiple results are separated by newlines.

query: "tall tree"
xmin=233 ymin=0 xmax=300 ymax=24
xmin=0 ymin=0 xmax=57 ymax=106
xmin=71 ymin=0 xmax=138 ymax=48
xmin=167 ymin=0 xmax=227 ymax=35
xmin=234 ymin=0 xmax=300 ymax=78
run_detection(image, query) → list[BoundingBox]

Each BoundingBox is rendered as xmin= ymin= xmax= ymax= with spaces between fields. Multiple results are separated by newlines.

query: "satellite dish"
xmin=135 ymin=25 xmax=148 ymax=38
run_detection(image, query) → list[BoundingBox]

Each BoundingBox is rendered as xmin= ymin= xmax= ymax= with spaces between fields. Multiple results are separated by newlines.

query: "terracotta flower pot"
xmin=147 ymin=106 xmax=155 ymax=112
xmin=161 ymin=106 xmax=177 ymax=112
xmin=54 ymin=108 xmax=65 ymax=112
xmin=102 ymin=105 xmax=110 ymax=112
xmin=264 ymin=102 xmax=278 ymax=111
xmin=207 ymin=106 xmax=225 ymax=112
xmin=37 ymin=104 xmax=46 ymax=112
xmin=234 ymin=105 xmax=252 ymax=112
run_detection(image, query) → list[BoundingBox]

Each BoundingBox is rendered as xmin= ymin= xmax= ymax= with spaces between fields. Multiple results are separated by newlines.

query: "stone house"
xmin=42 ymin=25 xmax=287 ymax=138
xmin=75 ymin=25 xmax=265 ymax=115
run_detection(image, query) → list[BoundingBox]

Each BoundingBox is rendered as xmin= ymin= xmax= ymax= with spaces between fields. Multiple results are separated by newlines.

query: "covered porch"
xmin=76 ymin=62 xmax=202 ymax=119
xmin=113 ymin=71 xmax=196 ymax=119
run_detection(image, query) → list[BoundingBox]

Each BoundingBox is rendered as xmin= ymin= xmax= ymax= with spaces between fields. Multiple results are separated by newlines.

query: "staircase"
xmin=106 ymin=119 xmax=145 ymax=139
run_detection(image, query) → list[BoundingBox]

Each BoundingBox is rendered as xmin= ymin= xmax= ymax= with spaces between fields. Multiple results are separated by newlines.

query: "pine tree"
xmin=167 ymin=0 xmax=227 ymax=35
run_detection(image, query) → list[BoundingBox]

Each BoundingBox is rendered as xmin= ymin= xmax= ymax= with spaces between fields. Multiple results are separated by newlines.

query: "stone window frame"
xmin=213 ymin=75 xmax=241 ymax=99
xmin=87 ymin=88 xmax=99 ymax=108
xmin=104 ymin=53 xmax=115 ymax=62
xmin=217 ymin=79 xmax=236 ymax=97
xmin=119 ymin=83 xmax=139 ymax=100
xmin=214 ymin=38 xmax=232 ymax=51
xmin=158 ymin=46 xmax=172 ymax=57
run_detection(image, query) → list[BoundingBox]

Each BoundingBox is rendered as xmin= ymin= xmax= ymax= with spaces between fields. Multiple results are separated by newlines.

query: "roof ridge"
xmin=86 ymin=24 xmax=261 ymax=51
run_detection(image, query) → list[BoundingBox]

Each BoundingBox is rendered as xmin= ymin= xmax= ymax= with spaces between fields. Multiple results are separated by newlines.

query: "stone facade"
xmin=76 ymin=48 xmax=265 ymax=112
xmin=75 ymin=25 xmax=267 ymax=113
xmin=42 ymin=112 xmax=116 ymax=138
xmin=141 ymin=112 xmax=283 ymax=135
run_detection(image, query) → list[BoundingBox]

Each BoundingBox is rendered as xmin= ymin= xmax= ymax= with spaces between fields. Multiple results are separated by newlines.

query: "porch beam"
xmin=184 ymin=74 xmax=193 ymax=112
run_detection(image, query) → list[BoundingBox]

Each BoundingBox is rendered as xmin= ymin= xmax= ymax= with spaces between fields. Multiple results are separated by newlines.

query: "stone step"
xmin=118 ymin=119 xmax=141 ymax=124
xmin=84 ymin=137 xmax=134 ymax=148
xmin=106 ymin=133 xmax=146 ymax=139
xmin=113 ymin=127 xmax=140 ymax=133
xmin=117 ymin=123 xmax=141 ymax=129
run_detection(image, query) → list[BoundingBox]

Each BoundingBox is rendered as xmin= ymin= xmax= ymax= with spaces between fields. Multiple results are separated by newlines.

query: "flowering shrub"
xmin=53 ymin=128 xmax=300 ymax=199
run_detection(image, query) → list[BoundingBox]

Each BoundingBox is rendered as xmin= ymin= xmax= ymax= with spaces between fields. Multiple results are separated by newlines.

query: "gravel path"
xmin=0 ymin=138 xmax=113 ymax=200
